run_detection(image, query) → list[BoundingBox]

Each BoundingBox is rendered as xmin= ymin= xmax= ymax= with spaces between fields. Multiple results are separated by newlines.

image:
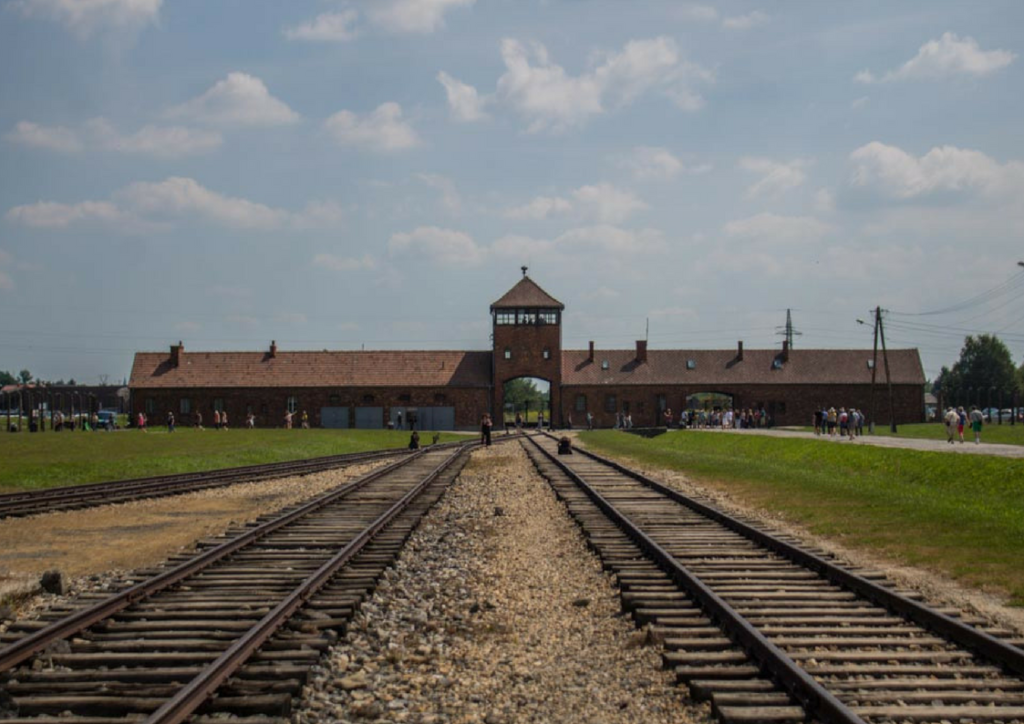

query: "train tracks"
xmin=523 ymin=433 xmax=1024 ymax=724
xmin=0 ymin=448 xmax=417 ymax=519
xmin=0 ymin=444 xmax=474 ymax=723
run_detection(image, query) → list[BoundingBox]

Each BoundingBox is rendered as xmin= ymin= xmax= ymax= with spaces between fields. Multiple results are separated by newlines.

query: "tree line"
xmin=932 ymin=334 xmax=1024 ymax=405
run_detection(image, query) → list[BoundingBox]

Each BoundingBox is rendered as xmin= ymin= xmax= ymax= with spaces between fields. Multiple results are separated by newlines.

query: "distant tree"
xmin=502 ymin=378 xmax=549 ymax=412
xmin=931 ymin=366 xmax=952 ymax=395
xmin=941 ymin=335 xmax=1016 ymax=404
xmin=67 ymin=378 xmax=76 ymax=386
xmin=0 ymin=370 xmax=15 ymax=386
xmin=18 ymin=369 xmax=32 ymax=384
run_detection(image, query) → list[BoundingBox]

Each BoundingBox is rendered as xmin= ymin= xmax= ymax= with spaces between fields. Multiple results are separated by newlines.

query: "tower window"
xmin=504 ymin=348 xmax=512 ymax=360
xmin=496 ymin=311 xmax=515 ymax=325
xmin=542 ymin=348 xmax=551 ymax=360
xmin=517 ymin=309 xmax=537 ymax=324
xmin=539 ymin=309 xmax=558 ymax=324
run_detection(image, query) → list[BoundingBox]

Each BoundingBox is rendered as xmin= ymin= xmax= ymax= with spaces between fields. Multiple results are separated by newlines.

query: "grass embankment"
xmin=0 ymin=428 xmax=463 ymax=492
xmin=788 ymin=422 xmax=1024 ymax=446
xmin=581 ymin=430 xmax=1024 ymax=605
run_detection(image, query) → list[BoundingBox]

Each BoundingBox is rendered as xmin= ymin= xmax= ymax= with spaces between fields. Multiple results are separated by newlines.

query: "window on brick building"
xmin=399 ymin=393 xmax=411 ymax=403
xmin=542 ymin=348 xmax=550 ymax=360
xmin=329 ymin=394 xmax=340 ymax=406
xmin=604 ymin=395 xmax=617 ymax=413
xmin=261 ymin=404 xmax=268 ymax=415
xmin=180 ymin=398 xmax=192 ymax=414
xmin=145 ymin=399 xmax=155 ymax=415
xmin=575 ymin=394 xmax=587 ymax=412
xmin=362 ymin=394 xmax=375 ymax=403
xmin=504 ymin=348 xmax=512 ymax=360
xmin=213 ymin=398 xmax=224 ymax=412
xmin=539 ymin=309 xmax=558 ymax=324
xmin=496 ymin=311 xmax=515 ymax=325
xmin=287 ymin=396 xmax=298 ymax=413
xmin=517 ymin=309 xmax=536 ymax=324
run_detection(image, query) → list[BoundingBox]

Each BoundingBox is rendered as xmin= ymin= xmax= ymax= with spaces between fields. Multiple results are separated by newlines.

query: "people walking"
xmin=166 ymin=411 xmax=175 ymax=433
xmin=943 ymin=407 xmax=958 ymax=444
xmin=970 ymin=405 xmax=984 ymax=444
xmin=957 ymin=407 xmax=966 ymax=443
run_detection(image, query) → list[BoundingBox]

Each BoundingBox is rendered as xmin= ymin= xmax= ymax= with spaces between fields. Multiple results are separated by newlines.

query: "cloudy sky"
xmin=2 ymin=0 xmax=1023 ymax=386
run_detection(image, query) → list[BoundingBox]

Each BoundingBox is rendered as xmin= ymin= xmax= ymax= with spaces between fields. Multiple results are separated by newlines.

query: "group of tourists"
xmin=943 ymin=405 xmax=985 ymax=444
xmin=813 ymin=407 xmax=865 ymax=439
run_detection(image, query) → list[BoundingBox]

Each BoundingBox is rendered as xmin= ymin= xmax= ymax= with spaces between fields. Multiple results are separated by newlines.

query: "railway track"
xmin=524 ymin=433 xmax=1024 ymax=724
xmin=0 ymin=447 xmax=422 ymax=519
xmin=0 ymin=443 xmax=475 ymax=724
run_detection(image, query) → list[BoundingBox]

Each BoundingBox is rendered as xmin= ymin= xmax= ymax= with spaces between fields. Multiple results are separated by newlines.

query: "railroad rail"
xmin=0 ymin=447 xmax=424 ymax=519
xmin=524 ymin=433 xmax=1024 ymax=724
xmin=0 ymin=443 xmax=475 ymax=723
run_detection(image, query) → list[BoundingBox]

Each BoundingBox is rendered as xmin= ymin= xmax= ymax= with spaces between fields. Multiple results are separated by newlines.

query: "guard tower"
xmin=490 ymin=268 xmax=564 ymax=425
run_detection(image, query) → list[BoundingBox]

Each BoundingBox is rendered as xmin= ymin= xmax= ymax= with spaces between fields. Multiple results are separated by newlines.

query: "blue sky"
xmin=2 ymin=0 xmax=1022 ymax=385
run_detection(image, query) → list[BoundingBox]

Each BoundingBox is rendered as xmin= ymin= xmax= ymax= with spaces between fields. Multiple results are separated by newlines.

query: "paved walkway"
xmin=699 ymin=427 xmax=1024 ymax=459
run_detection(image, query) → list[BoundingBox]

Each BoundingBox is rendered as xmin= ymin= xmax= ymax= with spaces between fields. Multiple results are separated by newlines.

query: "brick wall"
xmin=560 ymin=383 xmax=924 ymax=428
xmin=492 ymin=321 xmax=562 ymax=422
xmin=133 ymin=386 xmax=491 ymax=430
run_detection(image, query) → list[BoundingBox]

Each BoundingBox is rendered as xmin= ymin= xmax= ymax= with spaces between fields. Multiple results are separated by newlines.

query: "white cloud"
xmin=324 ymin=102 xmax=419 ymax=151
xmin=503 ymin=195 xmax=572 ymax=221
xmin=814 ymin=188 xmax=836 ymax=213
xmin=167 ymin=72 xmax=299 ymax=127
xmin=851 ymin=96 xmax=869 ymax=110
xmin=494 ymin=37 xmax=713 ymax=132
xmin=7 ymin=177 xmax=345 ymax=233
xmin=85 ymin=118 xmax=222 ymax=158
xmin=417 ymin=174 xmax=462 ymax=214
xmin=738 ymin=157 xmax=808 ymax=198
xmin=4 ymin=121 xmax=82 ymax=152
xmin=313 ymin=253 xmax=376 ymax=272
xmin=721 ymin=11 xmax=769 ymax=30
xmin=437 ymin=71 xmax=489 ymax=122
xmin=388 ymin=226 xmax=483 ymax=266
xmin=366 ymin=0 xmax=474 ymax=34
xmin=620 ymin=146 xmax=684 ymax=181
xmin=11 ymin=0 xmax=161 ymax=37
xmin=855 ymin=32 xmax=1015 ymax=83
xmin=5 ymin=200 xmax=132 ymax=229
xmin=675 ymin=5 xmax=718 ymax=22
xmin=117 ymin=177 xmax=289 ymax=229
xmin=503 ymin=183 xmax=646 ymax=223
xmin=571 ymin=184 xmax=648 ymax=224
xmin=284 ymin=10 xmax=358 ymax=42
xmin=492 ymin=225 xmax=667 ymax=260
xmin=848 ymin=141 xmax=1024 ymax=200
xmin=7 ymin=119 xmax=221 ymax=158
xmin=723 ymin=213 xmax=832 ymax=243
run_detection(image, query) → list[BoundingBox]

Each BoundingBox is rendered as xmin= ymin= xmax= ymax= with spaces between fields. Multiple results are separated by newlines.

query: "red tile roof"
xmin=490 ymin=276 xmax=564 ymax=310
xmin=562 ymin=348 xmax=925 ymax=386
xmin=130 ymin=350 xmax=492 ymax=389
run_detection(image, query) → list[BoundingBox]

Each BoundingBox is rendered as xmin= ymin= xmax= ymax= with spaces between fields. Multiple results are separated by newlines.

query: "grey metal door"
xmin=320 ymin=407 xmax=349 ymax=429
xmin=354 ymin=406 xmax=383 ymax=429
xmin=423 ymin=406 xmax=455 ymax=430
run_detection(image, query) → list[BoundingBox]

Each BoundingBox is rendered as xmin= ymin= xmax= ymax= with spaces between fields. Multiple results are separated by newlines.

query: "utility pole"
xmin=776 ymin=309 xmax=803 ymax=349
xmin=877 ymin=306 xmax=897 ymax=433
xmin=869 ymin=307 xmax=880 ymax=433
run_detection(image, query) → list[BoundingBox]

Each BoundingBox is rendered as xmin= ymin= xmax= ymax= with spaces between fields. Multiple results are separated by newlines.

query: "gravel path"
xmin=294 ymin=442 xmax=710 ymax=724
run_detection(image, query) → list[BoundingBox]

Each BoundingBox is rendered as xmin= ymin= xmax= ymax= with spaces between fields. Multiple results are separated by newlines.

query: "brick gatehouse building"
xmin=129 ymin=272 xmax=926 ymax=430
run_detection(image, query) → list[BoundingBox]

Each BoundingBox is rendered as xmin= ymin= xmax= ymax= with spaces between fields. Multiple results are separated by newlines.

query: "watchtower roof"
xmin=490 ymin=275 xmax=564 ymax=311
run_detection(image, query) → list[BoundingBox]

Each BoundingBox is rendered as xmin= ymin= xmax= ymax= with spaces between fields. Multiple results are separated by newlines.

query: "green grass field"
xmin=787 ymin=422 xmax=1024 ymax=446
xmin=0 ymin=428 xmax=464 ymax=492
xmin=581 ymin=430 xmax=1024 ymax=605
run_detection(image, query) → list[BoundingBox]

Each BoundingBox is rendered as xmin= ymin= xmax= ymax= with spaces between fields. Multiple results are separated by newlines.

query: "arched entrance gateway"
xmin=490 ymin=268 xmax=564 ymax=427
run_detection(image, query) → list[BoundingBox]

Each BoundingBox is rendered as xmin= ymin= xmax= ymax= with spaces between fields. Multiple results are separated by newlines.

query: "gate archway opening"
xmin=686 ymin=391 xmax=734 ymax=412
xmin=502 ymin=377 xmax=551 ymax=429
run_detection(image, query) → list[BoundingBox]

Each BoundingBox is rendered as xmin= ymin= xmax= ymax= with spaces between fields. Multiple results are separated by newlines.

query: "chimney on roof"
xmin=588 ymin=341 xmax=595 ymax=363
xmin=737 ymin=341 xmax=744 ymax=361
xmin=635 ymin=340 xmax=648 ymax=364
xmin=170 ymin=341 xmax=184 ymax=368
xmin=269 ymin=340 xmax=277 ymax=359
xmin=781 ymin=339 xmax=789 ymax=362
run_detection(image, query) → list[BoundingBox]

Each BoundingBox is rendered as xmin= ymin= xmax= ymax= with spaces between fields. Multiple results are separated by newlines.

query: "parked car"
xmin=981 ymin=407 xmax=1014 ymax=423
xmin=96 ymin=410 xmax=118 ymax=430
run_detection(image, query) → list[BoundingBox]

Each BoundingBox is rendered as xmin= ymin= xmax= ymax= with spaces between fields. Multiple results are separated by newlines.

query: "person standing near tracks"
xmin=481 ymin=413 xmax=492 ymax=446
xmin=396 ymin=410 xmax=403 ymax=430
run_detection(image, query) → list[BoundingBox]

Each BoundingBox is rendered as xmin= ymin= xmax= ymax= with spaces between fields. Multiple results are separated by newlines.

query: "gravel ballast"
xmin=294 ymin=441 xmax=711 ymax=724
